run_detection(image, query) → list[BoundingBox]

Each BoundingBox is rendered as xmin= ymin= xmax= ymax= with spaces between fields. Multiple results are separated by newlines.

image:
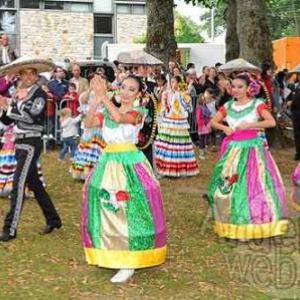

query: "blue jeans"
xmin=59 ymin=136 xmax=78 ymax=160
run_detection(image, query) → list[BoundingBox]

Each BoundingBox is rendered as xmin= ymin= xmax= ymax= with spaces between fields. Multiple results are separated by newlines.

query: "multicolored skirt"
xmin=70 ymin=128 xmax=105 ymax=181
xmin=0 ymin=139 xmax=16 ymax=197
xmin=82 ymin=143 xmax=167 ymax=269
xmin=155 ymin=117 xmax=199 ymax=177
xmin=0 ymin=139 xmax=45 ymax=198
xmin=208 ymin=130 xmax=288 ymax=239
xmin=292 ymin=164 xmax=300 ymax=212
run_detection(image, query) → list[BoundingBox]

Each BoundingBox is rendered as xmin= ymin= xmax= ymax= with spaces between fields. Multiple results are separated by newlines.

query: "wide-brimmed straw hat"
xmin=219 ymin=58 xmax=261 ymax=74
xmin=288 ymin=64 xmax=300 ymax=74
xmin=0 ymin=56 xmax=55 ymax=76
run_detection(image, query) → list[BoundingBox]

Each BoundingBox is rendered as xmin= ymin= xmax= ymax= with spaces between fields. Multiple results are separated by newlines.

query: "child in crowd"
xmin=63 ymin=82 xmax=80 ymax=116
xmin=203 ymin=88 xmax=218 ymax=150
xmin=195 ymin=94 xmax=211 ymax=159
xmin=58 ymin=108 xmax=81 ymax=162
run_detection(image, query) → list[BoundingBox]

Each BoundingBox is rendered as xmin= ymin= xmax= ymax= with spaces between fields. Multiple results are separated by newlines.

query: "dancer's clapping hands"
xmin=90 ymin=74 xmax=108 ymax=106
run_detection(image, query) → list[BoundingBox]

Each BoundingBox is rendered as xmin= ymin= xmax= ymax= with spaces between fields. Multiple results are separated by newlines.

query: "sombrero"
xmin=0 ymin=56 xmax=55 ymax=76
xmin=219 ymin=58 xmax=261 ymax=74
xmin=288 ymin=64 xmax=300 ymax=74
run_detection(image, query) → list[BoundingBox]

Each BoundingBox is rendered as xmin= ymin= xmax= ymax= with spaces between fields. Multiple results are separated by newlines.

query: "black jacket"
xmin=0 ymin=84 xmax=46 ymax=133
xmin=291 ymin=88 xmax=300 ymax=114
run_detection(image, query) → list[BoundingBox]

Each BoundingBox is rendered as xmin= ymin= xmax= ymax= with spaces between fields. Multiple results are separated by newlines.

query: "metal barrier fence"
xmin=43 ymin=98 xmax=78 ymax=145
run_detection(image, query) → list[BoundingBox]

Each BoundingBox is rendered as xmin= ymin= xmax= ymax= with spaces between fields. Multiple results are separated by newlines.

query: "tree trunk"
xmin=225 ymin=0 xmax=239 ymax=61
xmin=236 ymin=0 xmax=274 ymax=66
xmin=145 ymin=0 xmax=177 ymax=65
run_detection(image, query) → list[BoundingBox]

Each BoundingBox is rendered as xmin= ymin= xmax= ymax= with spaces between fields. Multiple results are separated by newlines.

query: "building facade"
xmin=3 ymin=0 xmax=146 ymax=60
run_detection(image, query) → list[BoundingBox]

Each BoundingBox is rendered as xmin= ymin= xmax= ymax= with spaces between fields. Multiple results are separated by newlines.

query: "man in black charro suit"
xmin=135 ymin=65 xmax=157 ymax=167
xmin=0 ymin=59 xmax=62 ymax=242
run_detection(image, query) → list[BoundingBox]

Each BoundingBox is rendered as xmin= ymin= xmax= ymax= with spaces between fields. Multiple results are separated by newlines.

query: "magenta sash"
xmin=219 ymin=130 xmax=258 ymax=159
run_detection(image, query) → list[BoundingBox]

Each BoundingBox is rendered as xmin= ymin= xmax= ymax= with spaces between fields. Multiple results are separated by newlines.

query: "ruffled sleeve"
xmin=256 ymin=100 xmax=269 ymax=117
xmin=218 ymin=105 xmax=227 ymax=118
xmin=256 ymin=103 xmax=269 ymax=117
xmin=126 ymin=107 xmax=147 ymax=125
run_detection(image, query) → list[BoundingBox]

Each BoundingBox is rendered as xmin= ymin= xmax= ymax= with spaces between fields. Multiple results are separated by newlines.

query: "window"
xmin=20 ymin=0 xmax=40 ymax=9
xmin=69 ymin=3 xmax=92 ymax=12
xmin=116 ymin=4 xmax=146 ymax=15
xmin=94 ymin=15 xmax=113 ymax=35
xmin=0 ymin=11 xmax=16 ymax=32
xmin=0 ymin=0 xmax=16 ymax=33
xmin=44 ymin=1 xmax=64 ymax=10
xmin=94 ymin=0 xmax=112 ymax=13
xmin=116 ymin=4 xmax=130 ymax=14
xmin=39 ymin=1 xmax=93 ymax=12
xmin=0 ymin=0 xmax=15 ymax=8
xmin=94 ymin=36 xmax=114 ymax=60
xmin=132 ymin=5 xmax=145 ymax=15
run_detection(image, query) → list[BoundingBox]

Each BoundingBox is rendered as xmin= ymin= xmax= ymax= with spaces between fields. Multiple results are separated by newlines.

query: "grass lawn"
xmin=0 ymin=146 xmax=299 ymax=300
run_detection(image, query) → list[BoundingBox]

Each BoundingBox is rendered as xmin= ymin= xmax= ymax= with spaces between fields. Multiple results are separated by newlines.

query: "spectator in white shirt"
xmin=58 ymin=108 xmax=81 ymax=162
xmin=0 ymin=34 xmax=18 ymax=66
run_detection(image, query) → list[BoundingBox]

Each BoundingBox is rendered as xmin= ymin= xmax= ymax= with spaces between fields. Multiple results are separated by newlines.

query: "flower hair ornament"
xmin=239 ymin=72 xmax=261 ymax=98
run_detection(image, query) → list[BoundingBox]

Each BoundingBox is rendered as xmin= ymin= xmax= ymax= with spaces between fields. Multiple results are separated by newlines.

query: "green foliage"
xmin=266 ymin=0 xmax=300 ymax=39
xmin=133 ymin=33 xmax=147 ymax=43
xmin=199 ymin=2 xmax=227 ymax=38
xmin=183 ymin=0 xmax=226 ymax=8
xmin=181 ymin=0 xmax=227 ymax=39
xmin=134 ymin=12 xmax=204 ymax=44
xmin=184 ymin=0 xmax=300 ymax=40
xmin=175 ymin=12 xmax=205 ymax=43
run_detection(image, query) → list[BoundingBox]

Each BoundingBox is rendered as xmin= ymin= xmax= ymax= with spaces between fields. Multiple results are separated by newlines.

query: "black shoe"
xmin=0 ymin=232 xmax=16 ymax=242
xmin=39 ymin=223 xmax=62 ymax=235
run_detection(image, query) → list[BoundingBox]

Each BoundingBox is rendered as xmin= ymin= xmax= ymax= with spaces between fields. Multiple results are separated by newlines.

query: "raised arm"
xmin=91 ymin=75 xmax=137 ymax=125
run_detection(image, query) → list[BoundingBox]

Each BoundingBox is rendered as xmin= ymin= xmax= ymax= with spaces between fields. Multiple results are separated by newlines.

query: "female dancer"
xmin=82 ymin=74 xmax=167 ymax=283
xmin=155 ymin=75 xmax=199 ymax=177
xmin=207 ymin=73 xmax=288 ymax=241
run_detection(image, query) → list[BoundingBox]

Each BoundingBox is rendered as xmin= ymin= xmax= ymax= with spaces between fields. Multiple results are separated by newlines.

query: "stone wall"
xmin=20 ymin=11 xmax=94 ymax=60
xmin=116 ymin=14 xmax=147 ymax=43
